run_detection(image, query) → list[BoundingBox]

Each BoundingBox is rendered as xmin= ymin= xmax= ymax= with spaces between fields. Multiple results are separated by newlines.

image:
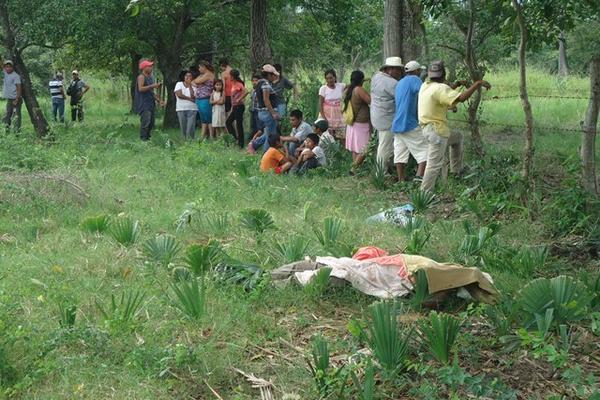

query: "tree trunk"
xmin=158 ymin=62 xmax=180 ymax=129
xmin=464 ymin=0 xmax=484 ymax=157
xmin=582 ymin=57 xmax=600 ymax=195
xmin=513 ymin=0 xmax=534 ymax=185
xmin=129 ymin=52 xmax=141 ymax=114
xmin=0 ymin=1 xmax=49 ymax=137
xmin=401 ymin=0 xmax=424 ymax=61
xmin=558 ymin=32 xmax=568 ymax=77
xmin=383 ymin=0 xmax=403 ymax=59
xmin=250 ymin=0 xmax=273 ymax=70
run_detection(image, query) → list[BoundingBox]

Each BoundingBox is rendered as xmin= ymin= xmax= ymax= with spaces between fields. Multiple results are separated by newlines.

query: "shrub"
xmin=518 ymin=275 xmax=592 ymax=327
xmin=314 ymin=216 xmax=353 ymax=257
xmin=404 ymin=228 xmax=431 ymax=255
xmin=185 ymin=241 xmax=222 ymax=276
xmin=81 ymin=214 xmax=110 ymax=234
xmin=420 ymin=311 xmax=462 ymax=365
xmin=203 ymin=212 xmax=230 ymax=236
xmin=56 ymin=301 xmax=77 ymax=329
xmin=214 ymin=261 xmax=264 ymax=291
xmin=272 ymin=236 xmax=311 ymax=264
xmin=170 ymin=278 xmax=206 ymax=320
xmin=304 ymin=267 xmax=332 ymax=298
xmin=410 ymin=190 xmax=435 ymax=214
xmin=511 ymin=246 xmax=548 ymax=278
xmin=367 ymin=301 xmax=411 ymax=374
xmin=97 ymin=290 xmax=146 ymax=330
xmin=110 ymin=217 xmax=141 ymax=247
xmin=143 ymin=234 xmax=181 ymax=268
xmin=239 ymin=209 xmax=275 ymax=235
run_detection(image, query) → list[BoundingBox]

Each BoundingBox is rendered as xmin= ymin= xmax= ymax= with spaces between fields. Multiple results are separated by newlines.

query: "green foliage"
xmin=511 ymin=246 xmax=548 ymax=278
xmin=96 ymin=290 xmax=146 ymax=330
xmin=367 ymin=301 xmax=411 ymax=374
xmin=308 ymin=334 xmax=348 ymax=398
xmin=143 ymin=234 xmax=181 ymax=268
xmin=350 ymin=359 xmax=375 ymax=400
xmin=518 ymin=276 xmax=592 ymax=327
xmin=214 ymin=261 xmax=264 ymax=292
xmin=304 ymin=268 xmax=332 ymax=298
xmin=272 ymin=236 xmax=311 ymax=264
xmin=420 ymin=312 xmax=461 ymax=365
xmin=409 ymin=269 xmax=430 ymax=312
xmin=404 ymin=228 xmax=431 ymax=255
xmin=203 ymin=212 xmax=230 ymax=236
xmin=109 ymin=217 xmax=141 ymax=247
xmin=410 ymin=190 xmax=435 ymax=214
xmin=400 ymin=216 xmax=428 ymax=236
xmin=314 ymin=216 xmax=352 ymax=257
xmin=455 ymin=222 xmax=499 ymax=266
xmin=81 ymin=214 xmax=110 ymax=234
xmin=185 ymin=241 xmax=222 ymax=276
xmin=56 ymin=300 xmax=77 ymax=329
xmin=484 ymin=298 xmax=519 ymax=336
xmin=170 ymin=278 xmax=206 ymax=321
xmin=372 ymin=161 xmax=387 ymax=190
xmin=239 ymin=209 xmax=275 ymax=235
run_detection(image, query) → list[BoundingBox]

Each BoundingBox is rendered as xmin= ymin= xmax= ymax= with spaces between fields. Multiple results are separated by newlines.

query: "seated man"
xmin=279 ymin=109 xmax=313 ymax=155
xmin=313 ymin=119 xmax=335 ymax=149
xmin=259 ymin=134 xmax=294 ymax=174
xmin=291 ymin=133 xmax=326 ymax=175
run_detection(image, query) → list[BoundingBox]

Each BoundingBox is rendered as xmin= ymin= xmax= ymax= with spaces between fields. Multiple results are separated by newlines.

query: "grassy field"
xmin=0 ymin=68 xmax=599 ymax=399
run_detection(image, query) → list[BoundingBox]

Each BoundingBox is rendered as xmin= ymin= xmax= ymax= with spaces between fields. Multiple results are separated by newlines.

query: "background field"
xmin=0 ymin=68 xmax=598 ymax=399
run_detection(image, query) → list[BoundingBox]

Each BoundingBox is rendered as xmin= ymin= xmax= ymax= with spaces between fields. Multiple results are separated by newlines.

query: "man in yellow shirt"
xmin=418 ymin=61 xmax=491 ymax=192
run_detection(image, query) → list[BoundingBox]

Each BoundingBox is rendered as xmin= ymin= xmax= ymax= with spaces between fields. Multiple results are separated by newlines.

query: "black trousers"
xmin=71 ymin=101 xmax=84 ymax=122
xmin=140 ymin=109 xmax=155 ymax=141
xmin=226 ymin=104 xmax=245 ymax=148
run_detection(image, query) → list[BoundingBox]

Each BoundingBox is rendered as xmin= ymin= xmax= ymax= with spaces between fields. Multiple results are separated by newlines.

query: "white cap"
xmin=404 ymin=61 xmax=422 ymax=72
xmin=72 ymin=70 xmax=79 ymax=75
xmin=382 ymin=56 xmax=403 ymax=68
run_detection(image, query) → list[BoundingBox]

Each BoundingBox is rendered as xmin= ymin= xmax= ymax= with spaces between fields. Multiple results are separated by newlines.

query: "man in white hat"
xmin=391 ymin=60 xmax=428 ymax=182
xmin=1 ymin=59 xmax=22 ymax=131
xmin=67 ymin=70 xmax=90 ymax=122
xmin=370 ymin=56 xmax=404 ymax=168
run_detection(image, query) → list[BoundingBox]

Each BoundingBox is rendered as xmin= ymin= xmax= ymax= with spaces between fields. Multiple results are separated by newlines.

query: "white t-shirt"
xmin=318 ymin=83 xmax=345 ymax=102
xmin=320 ymin=130 xmax=336 ymax=147
xmin=174 ymin=82 xmax=197 ymax=112
xmin=313 ymin=146 xmax=326 ymax=166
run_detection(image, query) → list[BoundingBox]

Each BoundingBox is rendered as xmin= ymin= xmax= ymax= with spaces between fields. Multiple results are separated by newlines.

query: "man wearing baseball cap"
xmin=418 ymin=60 xmax=491 ymax=192
xmin=371 ymin=56 xmax=404 ymax=168
xmin=391 ymin=60 xmax=428 ymax=182
xmin=66 ymin=70 xmax=90 ymax=122
xmin=1 ymin=59 xmax=22 ymax=131
xmin=251 ymin=64 xmax=280 ymax=151
xmin=135 ymin=59 xmax=163 ymax=141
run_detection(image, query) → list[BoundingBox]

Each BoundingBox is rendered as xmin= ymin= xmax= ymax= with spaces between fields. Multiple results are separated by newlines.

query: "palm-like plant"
xmin=272 ymin=236 xmax=311 ymax=263
xmin=409 ymin=190 xmax=435 ymax=214
xmin=170 ymin=278 xmax=206 ymax=320
xmin=304 ymin=267 xmax=332 ymax=298
xmin=404 ymin=228 xmax=431 ymax=254
xmin=185 ymin=241 xmax=222 ymax=276
xmin=372 ymin=160 xmax=387 ymax=190
xmin=409 ymin=269 xmax=430 ymax=311
xmin=203 ymin=212 xmax=230 ymax=236
xmin=97 ymin=290 xmax=146 ymax=328
xmin=143 ymin=234 xmax=181 ymax=267
xmin=214 ymin=261 xmax=264 ymax=291
xmin=239 ymin=209 xmax=275 ymax=235
xmin=314 ymin=216 xmax=352 ymax=257
xmin=81 ymin=214 xmax=110 ymax=234
xmin=56 ymin=301 xmax=77 ymax=328
xmin=110 ymin=217 xmax=141 ymax=247
xmin=367 ymin=301 xmax=411 ymax=374
xmin=400 ymin=215 xmax=428 ymax=236
xmin=419 ymin=311 xmax=461 ymax=365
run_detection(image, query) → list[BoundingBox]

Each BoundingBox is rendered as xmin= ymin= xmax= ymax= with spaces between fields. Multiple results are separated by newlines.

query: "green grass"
xmin=0 ymin=68 xmax=597 ymax=398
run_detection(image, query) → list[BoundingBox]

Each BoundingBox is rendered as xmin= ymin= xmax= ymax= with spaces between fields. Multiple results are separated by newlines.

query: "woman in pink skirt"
xmin=319 ymin=69 xmax=346 ymax=139
xmin=343 ymin=70 xmax=371 ymax=167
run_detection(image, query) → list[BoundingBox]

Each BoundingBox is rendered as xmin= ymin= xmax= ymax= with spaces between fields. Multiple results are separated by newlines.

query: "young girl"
xmin=211 ymin=79 xmax=226 ymax=136
xmin=225 ymin=69 xmax=248 ymax=148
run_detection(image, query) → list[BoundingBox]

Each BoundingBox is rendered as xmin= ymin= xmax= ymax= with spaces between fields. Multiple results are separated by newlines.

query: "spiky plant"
xmin=81 ymin=214 xmax=110 ymax=234
xmin=143 ymin=234 xmax=181 ymax=267
xmin=56 ymin=301 xmax=77 ymax=328
xmin=96 ymin=290 xmax=146 ymax=328
xmin=203 ymin=212 xmax=230 ymax=236
xmin=404 ymin=228 xmax=431 ymax=254
xmin=239 ymin=209 xmax=275 ymax=235
xmin=110 ymin=217 xmax=141 ymax=247
xmin=419 ymin=311 xmax=461 ymax=365
xmin=272 ymin=236 xmax=311 ymax=263
xmin=372 ymin=160 xmax=387 ymax=190
xmin=512 ymin=245 xmax=548 ymax=278
xmin=214 ymin=261 xmax=264 ymax=291
xmin=409 ymin=190 xmax=435 ymax=214
xmin=400 ymin=215 xmax=428 ymax=236
xmin=304 ymin=267 xmax=332 ymax=298
xmin=367 ymin=301 xmax=411 ymax=374
xmin=185 ymin=241 xmax=222 ymax=276
xmin=351 ymin=359 xmax=375 ymax=400
xmin=313 ymin=216 xmax=352 ymax=256
xmin=409 ymin=269 xmax=430 ymax=311
xmin=170 ymin=278 xmax=206 ymax=320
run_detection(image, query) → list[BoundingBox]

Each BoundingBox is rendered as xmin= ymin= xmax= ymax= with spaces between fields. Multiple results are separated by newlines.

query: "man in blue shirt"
xmin=391 ymin=61 xmax=428 ymax=182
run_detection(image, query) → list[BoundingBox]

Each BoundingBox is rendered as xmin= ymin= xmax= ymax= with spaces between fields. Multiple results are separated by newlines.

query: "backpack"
xmin=66 ymin=82 xmax=79 ymax=97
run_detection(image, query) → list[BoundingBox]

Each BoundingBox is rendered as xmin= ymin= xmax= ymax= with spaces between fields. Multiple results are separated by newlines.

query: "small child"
xmin=210 ymin=79 xmax=226 ymax=136
xmin=313 ymin=119 xmax=335 ymax=149
xmin=291 ymin=133 xmax=326 ymax=175
xmin=260 ymin=135 xmax=294 ymax=174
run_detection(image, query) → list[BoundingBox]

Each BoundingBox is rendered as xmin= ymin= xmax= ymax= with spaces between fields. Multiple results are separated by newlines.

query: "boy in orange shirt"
xmin=260 ymin=135 xmax=294 ymax=174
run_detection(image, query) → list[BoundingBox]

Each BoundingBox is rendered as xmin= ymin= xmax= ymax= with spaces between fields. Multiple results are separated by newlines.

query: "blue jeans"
xmin=256 ymin=110 xmax=278 ymax=151
xmin=52 ymin=97 xmax=65 ymax=122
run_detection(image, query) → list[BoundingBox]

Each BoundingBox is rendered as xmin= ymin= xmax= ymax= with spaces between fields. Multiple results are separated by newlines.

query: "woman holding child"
xmin=193 ymin=60 xmax=215 ymax=139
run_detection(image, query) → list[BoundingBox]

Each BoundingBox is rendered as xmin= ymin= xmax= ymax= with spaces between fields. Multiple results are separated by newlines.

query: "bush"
xmin=239 ymin=209 xmax=275 ymax=235
xmin=110 ymin=217 xmax=141 ymax=247
xmin=367 ymin=301 xmax=411 ymax=374
xmin=420 ymin=312 xmax=461 ymax=365
xmin=170 ymin=278 xmax=206 ymax=320
xmin=143 ymin=234 xmax=182 ymax=268
xmin=81 ymin=214 xmax=110 ymax=234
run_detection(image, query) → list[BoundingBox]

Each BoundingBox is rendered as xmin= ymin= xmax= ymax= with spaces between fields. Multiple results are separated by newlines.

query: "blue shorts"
xmin=196 ymin=98 xmax=212 ymax=124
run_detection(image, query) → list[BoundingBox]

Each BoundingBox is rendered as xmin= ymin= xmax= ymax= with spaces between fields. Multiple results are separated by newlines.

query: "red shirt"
xmin=231 ymin=81 xmax=246 ymax=106
xmin=222 ymin=67 xmax=233 ymax=97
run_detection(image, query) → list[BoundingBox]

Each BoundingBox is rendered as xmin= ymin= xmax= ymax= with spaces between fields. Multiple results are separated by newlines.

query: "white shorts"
xmin=393 ymin=127 xmax=428 ymax=164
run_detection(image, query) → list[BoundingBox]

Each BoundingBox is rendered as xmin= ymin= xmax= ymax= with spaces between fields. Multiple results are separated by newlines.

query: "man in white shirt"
xmin=2 ymin=59 xmax=22 ymax=131
xmin=49 ymin=73 xmax=65 ymax=122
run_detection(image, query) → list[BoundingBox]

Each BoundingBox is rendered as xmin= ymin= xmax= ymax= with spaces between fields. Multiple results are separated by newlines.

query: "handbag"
xmin=342 ymin=101 xmax=355 ymax=125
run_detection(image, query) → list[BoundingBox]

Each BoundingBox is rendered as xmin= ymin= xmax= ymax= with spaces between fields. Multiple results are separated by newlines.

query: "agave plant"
xmin=81 ymin=214 xmax=110 ymax=234
xmin=170 ymin=278 xmax=206 ymax=320
xmin=419 ymin=311 xmax=461 ymax=365
xmin=409 ymin=190 xmax=435 ymax=214
xmin=143 ymin=234 xmax=181 ymax=267
xmin=185 ymin=241 xmax=222 ymax=276
xmin=96 ymin=290 xmax=146 ymax=329
xmin=110 ymin=217 xmax=141 ymax=247
xmin=272 ymin=236 xmax=311 ymax=263
xmin=367 ymin=301 xmax=411 ymax=374
xmin=519 ymin=276 xmax=591 ymax=327
xmin=239 ymin=209 xmax=275 ymax=235
xmin=304 ymin=267 xmax=332 ymax=298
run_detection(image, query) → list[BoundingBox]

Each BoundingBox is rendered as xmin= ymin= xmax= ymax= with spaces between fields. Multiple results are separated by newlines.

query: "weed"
xmin=56 ymin=300 xmax=77 ymax=329
xmin=170 ymin=278 xmax=206 ymax=320
xmin=143 ymin=234 xmax=181 ymax=268
xmin=81 ymin=214 xmax=110 ymax=234
xmin=185 ymin=241 xmax=222 ymax=276
xmin=511 ymin=246 xmax=548 ymax=278
xmin=272 ymin=236 xmax=311 ymax=264
xmin=408 ymin=269 xmax=430 ymax=312
xmin=410 ymin=190 xmax=435 ymax=214
xmin=203 ymin=212 xmax=230 ymax=236
xmin=314 ymin=216 xmax=353 ymax=257
xmin=304 ymin=267 xmax=332 ymax=298
xmin=404 ymin=228 xmax=431 ymax=255
xmin=96 ymin=290 xmax=146 ymax=331
xmin=483 ymin=298 xmax=519 ymax=336
xmin=399 ymin=215 xmax=428 ymax=236
xmin=372 ymin=160 xmax=387 ymax=190
xmin=307 ymin=335 xmax=348 ymax=398
xmin=420 ymin=311 xmax=461 ymax=365
xmin=350 ymin=359 xmax=375 ymax=400
xmin=214 ymin=261 xmax=264 ymax=291
xmin=110 ymin=217 xmax=141 ymax=247
xmin=239 ymin=209 xmax=275 ymax=235
xmin=367 ymin=301 xmax=411 ymax=374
